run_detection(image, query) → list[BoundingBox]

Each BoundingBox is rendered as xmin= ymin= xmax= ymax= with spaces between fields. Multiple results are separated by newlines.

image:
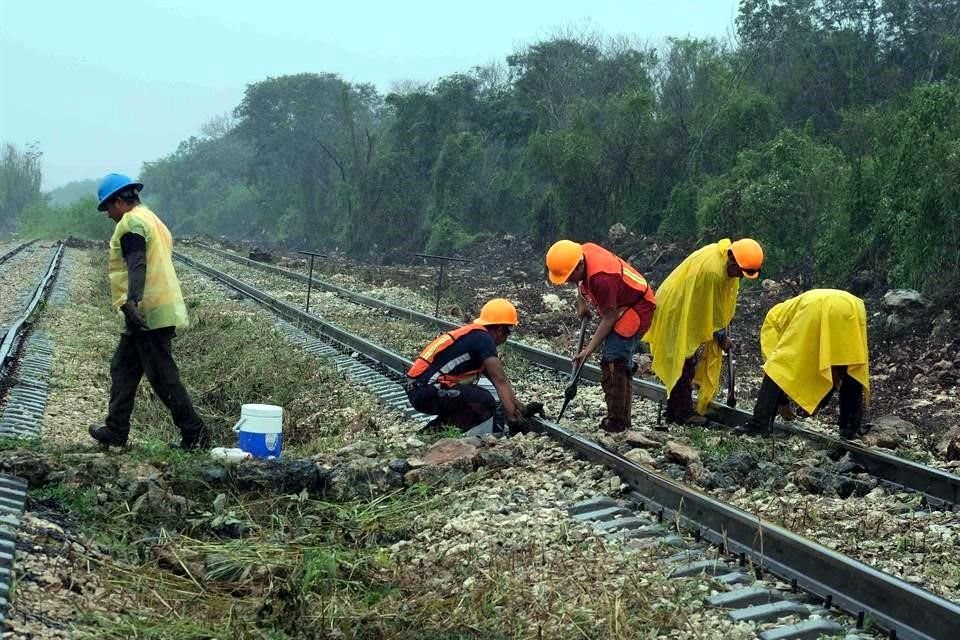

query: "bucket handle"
xmin=232 ymin=416 xmax=247 ymax=433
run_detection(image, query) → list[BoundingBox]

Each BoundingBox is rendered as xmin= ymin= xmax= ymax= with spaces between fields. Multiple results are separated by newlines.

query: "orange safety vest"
xmin=579 ymin=243 xmax=657 ymax=337
xmin=407 ymin=324 xmax=490 ymax=387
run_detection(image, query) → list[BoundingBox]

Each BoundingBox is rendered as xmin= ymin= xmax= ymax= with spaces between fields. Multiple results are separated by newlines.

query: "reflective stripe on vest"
xmin=109 ymin=205 xmax=189 ymax=330
xmin=579 ymin=242 xmax=656 ymax=336
xmin=407 ymin=323 xmax=487 ymax=387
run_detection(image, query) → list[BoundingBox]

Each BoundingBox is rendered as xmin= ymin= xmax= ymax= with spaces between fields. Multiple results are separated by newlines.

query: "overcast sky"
xmin=1 ymin=0 xmax=738 ymax=191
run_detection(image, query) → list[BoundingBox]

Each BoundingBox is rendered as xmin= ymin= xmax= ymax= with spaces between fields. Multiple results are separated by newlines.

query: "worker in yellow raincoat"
xmin=743 ymin=289 xmax=869 ymax=438
xmin=643 ymin=238 xmax=763 ymax=425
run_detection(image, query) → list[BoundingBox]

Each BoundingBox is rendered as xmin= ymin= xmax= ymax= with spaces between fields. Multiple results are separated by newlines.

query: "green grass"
xmin=685 ymin=426 xmax=766 ymax=464
xmin=49 ymin=252 xmax=398 ymax=457
xmin=0 ymin=435 xmax=43 ymax=451
xmin=29 ymin=483 xmax=99 ymax=520
xmin=77 ymin=616 xmax=228 ymax=640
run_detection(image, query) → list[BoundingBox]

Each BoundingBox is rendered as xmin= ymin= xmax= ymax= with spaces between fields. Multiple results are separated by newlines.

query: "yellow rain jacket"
xmin=643 ymin=239 xmax=739 ymax=414
xmin=761 ymin=289 xmax=869 ymax=414
xmin=108 ymin=205 xmax=189 ymax=330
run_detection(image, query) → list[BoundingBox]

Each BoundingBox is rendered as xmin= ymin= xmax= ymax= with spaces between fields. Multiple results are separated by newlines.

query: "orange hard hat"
xmin=730 ymin=238 xmax=764 ymax=279
xmin=474 ymin=298 xmax=519 ymax=326
xmin=545 ymin=240 xmax=583 ymax=285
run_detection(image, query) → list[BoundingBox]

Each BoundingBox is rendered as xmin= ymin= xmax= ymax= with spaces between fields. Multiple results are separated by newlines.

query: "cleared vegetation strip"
xmin=179 ymin=249 xmax=960 ymax=640
xmin=187 ymin=244 xmax=960 ymax=508
xmin=174 ymin=252 xmax=411 ymax=375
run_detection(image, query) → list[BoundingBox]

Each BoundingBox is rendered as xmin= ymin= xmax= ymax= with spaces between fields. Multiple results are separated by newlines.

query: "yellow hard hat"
xmin=474 ymin=298 xmax=519 ymax=326
xmin=545 ymin=240 xmax=583 ymax=285
xmin=730 ymin=238 xmax=764 ymax=279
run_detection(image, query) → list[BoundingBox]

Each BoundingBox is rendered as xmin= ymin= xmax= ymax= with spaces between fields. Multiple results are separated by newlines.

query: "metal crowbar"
xmin=557 ymin=316 xmax=589 ymax=421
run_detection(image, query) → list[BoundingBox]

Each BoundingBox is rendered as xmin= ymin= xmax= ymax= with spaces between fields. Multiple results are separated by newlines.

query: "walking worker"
xmin=545 ymin=240 xmax=656 ymax=433
xmin=406 ymin=298 xmax=527 ymax=432
xmin=88 ymin=174 xmax=209 ymax=450
xmin=644 ymin=238 xmax=763 ymax=425
xmin=743 ymin=289 xmax=869 ymax=438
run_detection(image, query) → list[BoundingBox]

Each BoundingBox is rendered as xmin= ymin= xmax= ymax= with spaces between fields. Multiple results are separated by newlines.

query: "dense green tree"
xmin=0 ymin=142 xmax=43 ymax=231
xmin=234 ymin=73 xmax=381 ymax=246
xmin=880 ymin=81 xmax=960 ymax=289
xmin=19 ymin=196 xmax=113 ymax=240
xmin=37 ymin=10 xmax=954 ymax=298
xmin=141 ymin=126 xmax=258 ymax=236
xmin=695 ymin=129 xmax=848 ymax=275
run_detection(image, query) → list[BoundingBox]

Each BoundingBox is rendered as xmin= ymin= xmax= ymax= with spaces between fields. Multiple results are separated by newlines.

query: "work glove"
xmin=506 ymin=405 xmax=529 ymax=433
xmin=506 ymin=402 xmax=546 ymax=434
xmin=522 ymin=402 xmax=545 ymax=419
xmin=120 ymin=301 xmax=149 ymax=332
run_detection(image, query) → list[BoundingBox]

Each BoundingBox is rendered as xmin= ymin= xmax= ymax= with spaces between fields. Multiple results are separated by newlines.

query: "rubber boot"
xmin=600 ymin=361 xmax=630 ymax=433
xmin=740 ymin=375 xmax=780 ymax=435
xmin=666 ymin=356 xmax=697 ymax=424
xmin=838 ymin=375 xmax=864 ymax=439
xmin=619 ymin=360 xmax=634 ymax=428
xmin=174 ymin=425 xmax=211 ymax=450
xmin=88 ymin=424 xmax=128 ymax=447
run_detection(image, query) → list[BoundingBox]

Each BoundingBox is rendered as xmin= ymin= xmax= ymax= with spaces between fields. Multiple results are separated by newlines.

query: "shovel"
xmin=557 ymin=316 xmax=589 ymax=421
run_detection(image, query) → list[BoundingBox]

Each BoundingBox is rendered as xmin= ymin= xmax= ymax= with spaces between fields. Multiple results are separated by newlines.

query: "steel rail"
xmin=174 ymin=252 xmax=411 ymax=376
xmin=530 ymin=417 xmax=960 ymax=640
xmin=0 ymin=240 xmax=37 ymax=267
xmin=179 ymin=252 xmax=960 ymax=640
xmin=189 ymin=242 xmax=960 ymax=508
xmin=0 ymin=243 xmax=64 ymax=374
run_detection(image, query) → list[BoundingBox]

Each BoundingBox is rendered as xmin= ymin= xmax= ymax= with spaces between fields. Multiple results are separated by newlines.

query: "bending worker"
xmin=406 ymin=298 xmax=527 ymax=432
xmin=546 ymin=240 xmax=656 ymax=433
xmin=88 ymin=174 xmax=209 ymax=450
xmin=644 ymin=238 xmax=763 ymax=425
xmin=743 ymin=289 xmax=869 ymax=439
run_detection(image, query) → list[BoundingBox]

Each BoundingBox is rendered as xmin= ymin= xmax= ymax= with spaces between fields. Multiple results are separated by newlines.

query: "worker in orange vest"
xmin=546 ymin=240 xmax=657 ymax=433
xmin=406 ymin=298 xmax=529 ymax=432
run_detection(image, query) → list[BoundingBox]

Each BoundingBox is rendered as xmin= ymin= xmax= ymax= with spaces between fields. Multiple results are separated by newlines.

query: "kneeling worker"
xmin=406 ymin=298 xmax=527 ymax=432
xmin=745 ymin=289 xmax=869 ymax=438
xmin=545 ymin=240 xmax=656 ymax=433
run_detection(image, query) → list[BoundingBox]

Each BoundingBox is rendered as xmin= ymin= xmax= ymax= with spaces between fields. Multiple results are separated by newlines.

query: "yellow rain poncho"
xmin=761 ymin=289 xmax=870 ymax=414
xmin=643 ymin=239 xmax=739 ymax=414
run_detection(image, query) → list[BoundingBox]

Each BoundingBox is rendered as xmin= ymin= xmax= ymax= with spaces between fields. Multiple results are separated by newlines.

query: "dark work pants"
xmin=750 ymin=372 xmax=864 ymax=437
xmin=407 ymin=384 xmax=496 ymax=431
xmin=666 ymin=355 xmax=699 ymax=423
xmin=105 ymin=327 xmax=204 ymax=438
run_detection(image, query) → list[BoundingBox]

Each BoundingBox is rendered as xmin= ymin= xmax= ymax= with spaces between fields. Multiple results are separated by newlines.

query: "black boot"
xmin=89 ymin=424 xmax=128 ymax=447
xmin=173 ymin=425 xmax=211 ymax=450
xmin=740 ymin=375 xmax=781 ymax=435
xmin=838 ymin=374 xmax=864 ymax=439
xmin=665 ymin=356 xmax=697 ymax=424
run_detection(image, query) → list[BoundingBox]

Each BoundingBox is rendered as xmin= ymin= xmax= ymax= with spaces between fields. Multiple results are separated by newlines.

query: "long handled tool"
xmin=557 ymin=316 xmax=589 ymax=421
xmin=725 ymin=327 xmax=736 ymax=408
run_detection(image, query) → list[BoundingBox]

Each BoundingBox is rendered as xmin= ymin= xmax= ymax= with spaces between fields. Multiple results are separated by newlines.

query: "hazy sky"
xmin=1 ymin=0 xmax=739 ymax=190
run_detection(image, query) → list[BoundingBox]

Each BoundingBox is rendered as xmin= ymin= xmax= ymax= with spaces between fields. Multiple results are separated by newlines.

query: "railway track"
xmin=182 ymin=243 xmax=960 ymax=510
xmin=0 ymin=241 xmax=66 ymax=625
xmin=177 ymin=249 xmax=960 ymax=640
xmin=0 ymin=240 xmax=37 ymax=268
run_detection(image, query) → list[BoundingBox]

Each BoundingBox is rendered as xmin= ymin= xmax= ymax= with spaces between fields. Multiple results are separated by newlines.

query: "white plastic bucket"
xmin=233 ymin=403 xmax=283 ymax=459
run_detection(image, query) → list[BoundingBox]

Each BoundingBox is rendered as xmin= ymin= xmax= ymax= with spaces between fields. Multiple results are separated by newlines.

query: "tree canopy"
xmin=9 ymin=0 xmax=960 ymax=293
